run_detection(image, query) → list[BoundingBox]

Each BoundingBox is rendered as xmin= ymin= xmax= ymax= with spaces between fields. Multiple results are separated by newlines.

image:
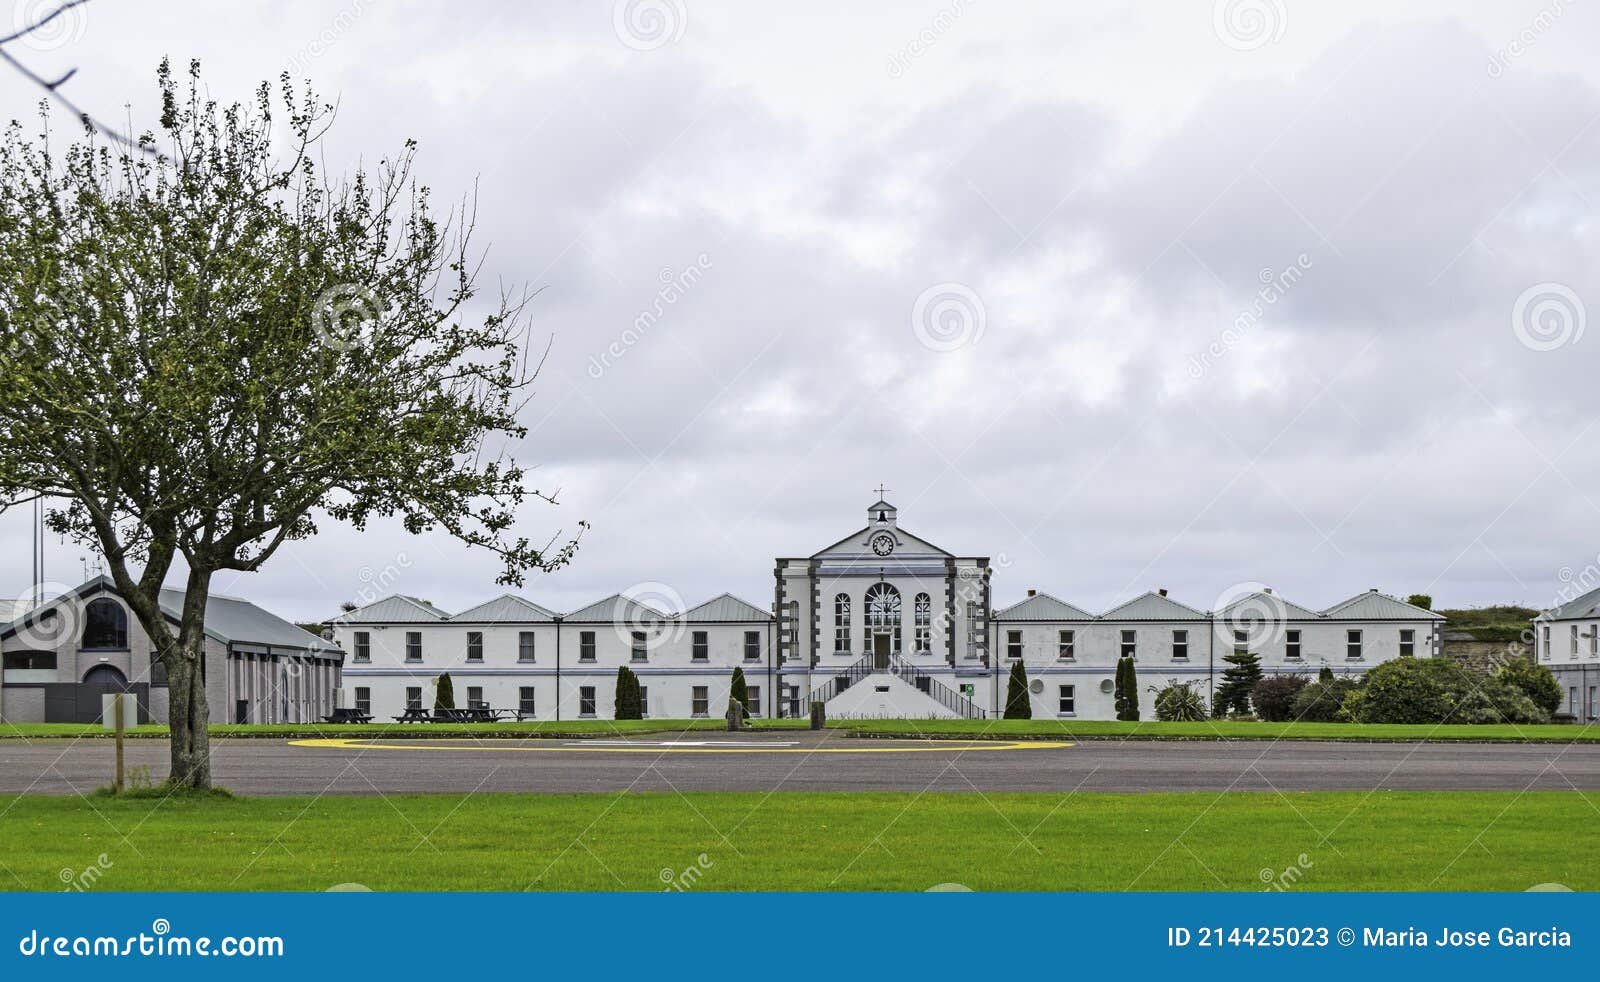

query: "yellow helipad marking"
xmin=289 ymin=737 xmax=1070 ymax=754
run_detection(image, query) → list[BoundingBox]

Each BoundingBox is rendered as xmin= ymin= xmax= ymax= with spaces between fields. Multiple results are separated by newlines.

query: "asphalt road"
xmin=4 ymin=731 xmax=1600 ymax=795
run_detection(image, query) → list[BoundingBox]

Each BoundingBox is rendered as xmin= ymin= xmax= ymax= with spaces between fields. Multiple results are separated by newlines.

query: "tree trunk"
xmin=164 ymin=572 xmax=214 ymax=789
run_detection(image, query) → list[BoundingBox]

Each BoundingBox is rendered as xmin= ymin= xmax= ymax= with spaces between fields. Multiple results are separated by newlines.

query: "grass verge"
xmin=0 ymin=718 xmax=812 ymax=740
xmin=0 ymin=790 xmax=1589 ymax=891
xmin=846 ymin=718 xmax=1600 ymax=743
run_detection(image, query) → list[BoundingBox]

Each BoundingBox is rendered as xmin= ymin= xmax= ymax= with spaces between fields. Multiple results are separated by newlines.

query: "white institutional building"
xmin=331 ymin=498 xmax=1445 ymax=721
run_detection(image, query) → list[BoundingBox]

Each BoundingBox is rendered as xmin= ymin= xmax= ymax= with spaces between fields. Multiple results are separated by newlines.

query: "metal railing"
xmin=888 ymin=656 xmax=987 ymax=719
xmin=777 ymin=653 xmax=988 ymax=719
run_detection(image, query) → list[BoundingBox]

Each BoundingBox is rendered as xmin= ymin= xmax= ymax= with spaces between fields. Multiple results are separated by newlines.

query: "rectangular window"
xmin=1058 ymin=630 xmax=1075 ymax=660
xmin=405 ymin=686 xmax=422 ymax=710
xmin=579 ymin=631 xmax=596 ymax=662
xmin=692 ymin=631 xmax=709 ymax=662
xmin=354 ymin=687 xmax=371 ymax=714
xmin=1589 ymin=686 xmax=1596 ymax=719
xmin=466 ymin=631 xmax=484 ymax=662
xmin=1541 ymin=626 xmax=1550 ymax=660
xmin=747 ymin=685 xmax=761 ymax=716
xmin=1572 ymin=625 xmax=1581 ymax=657
xmin=1121 ymin=629 xmax=1136 ymax=659
xmin=631 ymin=631 xmax=648 ymax=663
xmin=353 ymin=631 xmax=371 ymax=663
xmin=787 ymin=684 xmax=801 ymax=718
xmin=1233 ymin=630 xmax=1248 ymax=657
xmin=692 ymin=686 xmax=709 ymax=717
xmin=466 ymin=685 xmax=484 ymax=708
xmin=638 ymin=685 xmax=649 ymax=718
xmin=1592 ymin=625 xmax=1598 ymax=657
xmin=1007 ymin=630 xmax=1023 ymax=659
xmin=2 ymin=651 xmax=57 ymax=670
xmin=1571 ymin=687 xmax=1579 ymax=714
xmin=1399 ymin=629 xmax=1415 ymax=657
xmin=1172 ymin=630 xmax=1188 ymax=660
xmin=579 ymin=686 xmax=596 ymax=717
xmin=518 ymin=631 xmax=536 ymax=663
xmin=518 ymin=687 xmax=536 ymax=716
xmin=1058 ymin=684 xmax=1075 ymax=716
xmin=405 ymin=631 xmax=422 ymax=663
xmin=744 ymin=631 xmax=761 ymax=661
xmin=1346 ymin=629 xmax=1363 ymax=660
xmin=1285 ymin=629 xmax=1301 ymax=660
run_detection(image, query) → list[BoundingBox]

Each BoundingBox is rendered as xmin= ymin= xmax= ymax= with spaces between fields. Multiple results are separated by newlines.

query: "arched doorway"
xmin=79 ymin=664 xmax=132 ymax=724
xmin=864 ymin=583 xmax=902 ymax=668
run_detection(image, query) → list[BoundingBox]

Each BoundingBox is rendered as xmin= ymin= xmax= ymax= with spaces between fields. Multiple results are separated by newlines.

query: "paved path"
xmin=4 ymin=732 xmax=1600 ymax=795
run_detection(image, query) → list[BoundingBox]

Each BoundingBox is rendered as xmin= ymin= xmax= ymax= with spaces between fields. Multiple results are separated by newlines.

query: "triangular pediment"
xmin=810 ymin=525 xmax=952 ymax=559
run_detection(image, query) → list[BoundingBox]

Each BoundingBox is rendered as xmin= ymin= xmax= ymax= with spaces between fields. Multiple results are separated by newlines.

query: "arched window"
xmin=82 ymin=598 xmax=128 ymax=649
xmin=914 ymin=593 xmax=932 ymax=653
xmin=864 ymin=583 xmax=902 ymax=654
xmin=833 ymin=594 xmax=851 ymax=652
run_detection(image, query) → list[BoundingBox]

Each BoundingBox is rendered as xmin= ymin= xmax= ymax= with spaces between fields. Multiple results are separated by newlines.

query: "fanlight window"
xmin=82 ymin=598 xmax=129 ymax=649
xmin=914 ymin=593 xmax=932 ymax=653
xmin=864 ymin=583 xmax=901 ymax=626
xmin=833 ymin=594 xmax=851 ymax=652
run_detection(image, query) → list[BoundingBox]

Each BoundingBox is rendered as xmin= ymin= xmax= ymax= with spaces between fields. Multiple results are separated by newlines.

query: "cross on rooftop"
xmin=874 ymin=484 xmax=891 ymax=499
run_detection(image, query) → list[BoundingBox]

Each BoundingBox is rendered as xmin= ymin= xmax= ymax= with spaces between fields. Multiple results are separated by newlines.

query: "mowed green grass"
xmin=848 ymin=718 xmax=1600 ymax=743
xmin=0 ymin=719 xmax=811 ymax=740
xmin=1 ymin=791 xmax=1590 ymax=891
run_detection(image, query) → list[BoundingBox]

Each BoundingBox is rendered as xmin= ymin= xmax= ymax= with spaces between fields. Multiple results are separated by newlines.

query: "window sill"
xmin=517 ymin=660 xmax=535 ymax=665
xmin=1056 ymin=713 xmax=1076 ymax=718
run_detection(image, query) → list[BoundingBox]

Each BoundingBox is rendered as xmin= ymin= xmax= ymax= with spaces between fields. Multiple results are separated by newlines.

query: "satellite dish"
xmin=321 ymin=628 xmax=336 ymax=642
xmin=1100 ymin=679 xmax=1115 ymax=694
xmin=1029 ymin=679 xmax=1044 ymax=694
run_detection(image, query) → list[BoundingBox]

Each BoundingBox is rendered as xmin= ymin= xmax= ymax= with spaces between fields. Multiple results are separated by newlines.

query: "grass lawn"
xmin=847 ymin=718 xmax=1600 ymax=743
xmin=0 ymin=718 xmax=812 ymax=740
xmin=0 ymin=790 xmax=1589 ymax=891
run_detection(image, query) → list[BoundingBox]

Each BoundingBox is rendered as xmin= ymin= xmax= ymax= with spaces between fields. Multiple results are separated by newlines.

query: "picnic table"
xmin=321 ymin=708 xmax=374 ymax=724
xmin=392 ymin=707 xmax=433 ymax=723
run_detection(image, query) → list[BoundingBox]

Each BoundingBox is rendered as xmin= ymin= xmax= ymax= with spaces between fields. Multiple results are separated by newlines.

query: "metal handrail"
xmin=889 ymin=656 xmax=987 ymax=719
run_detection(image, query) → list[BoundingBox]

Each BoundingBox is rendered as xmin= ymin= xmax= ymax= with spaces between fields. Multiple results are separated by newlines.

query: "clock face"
xmin=870 ymin=532 xmax=896 ymax=556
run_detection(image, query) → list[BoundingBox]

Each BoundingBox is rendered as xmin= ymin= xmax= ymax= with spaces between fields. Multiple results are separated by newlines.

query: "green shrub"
xmin=730 ymin=666 xmax=750 ymax=716
xmin=614 ymin=667 xmax=642 ymax=720
xmin=1153 ymin=681 xmax=1208 ymax=722
xmin=1213 ymin=650 xmax=1262 ymax=717
xmin=1289 ymin=678 xmax=1357 ymax=722
xmin=1250 ymin=674 xmax=1309 ymax=722
xmin=1495 ymin=659 xmax=1562 ymax=716
xmin=1114 ymin=656 xmax=1140 ymax=721
xmin=434 ymin=673 xmax=455 ymax=711
xmin=1003 ymin=661 xmax=1032 ymax=719
xmin=1343 ymin=658 xmax=1550 ymax=725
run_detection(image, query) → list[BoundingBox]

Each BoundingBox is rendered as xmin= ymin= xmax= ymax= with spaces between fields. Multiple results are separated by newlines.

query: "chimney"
xmin=1264 ymin=587 xmax=1273 ymax=595
xmin=1027 ymin=589 xmax=1037 ymax=597
xmin=1158 ymin=588 xmax=1168 ymax=597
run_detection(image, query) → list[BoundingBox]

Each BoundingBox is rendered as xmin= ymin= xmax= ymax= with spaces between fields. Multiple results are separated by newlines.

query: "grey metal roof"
xmin=157 ymin=587 xmax=338 ymax=654
xmin=1099 ymin=591 xmax=1211 ymax=621
xmin=681 ymin=593 xmax=772 ymax=622
xmin=1322 ymin=590 xmax=1445 ymax=620
xmin=1539 ymin=585 xmax=1600 ymax=621
xmin=452 ymin=594 xmax=558 ymax=622
xmin=563 ymin=594 xmax=670 ymax=623
xmin=331 ymin=595 xmax=449 ymax=624
xmin=994 ymin=593 xmax=1094 ymax=621
xmin=1216 ymin=592 xmax=1324 ymax=621
xmin=0 ymin=599 xmax=20 ymax=624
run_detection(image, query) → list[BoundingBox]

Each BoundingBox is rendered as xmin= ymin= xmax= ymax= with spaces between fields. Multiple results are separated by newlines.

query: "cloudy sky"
xmin=2 ymin=0 xmax=1597 ymax=621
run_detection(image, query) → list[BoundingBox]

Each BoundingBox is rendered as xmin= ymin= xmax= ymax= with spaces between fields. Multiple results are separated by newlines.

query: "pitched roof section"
xmin=563 ymin=593 xmax=671 ymax=624
xmin=994 ymin=593 xmax=1094 ymax=621
xmin=452 ymin=594 xmax=557 ymax=622
xmin=332 ymin=594 xmax=449 ymax=624
xmin=1216 ymin=592 xmax=1324 ymax=621
xmin=682 ymin=593 xmax=772 ymax=622
xmin=1322 ymin=590 xmax=1446 ymax=621
xmin=1099 ymin=591 xmax=1211 ymax=621
xmin=157 ymin=588 xmax=338 ymax=654
xmin=1540 ymin=585 xmax=1600 ymax=621
xmin=810 ymin=525 xmax=953 ymax=558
